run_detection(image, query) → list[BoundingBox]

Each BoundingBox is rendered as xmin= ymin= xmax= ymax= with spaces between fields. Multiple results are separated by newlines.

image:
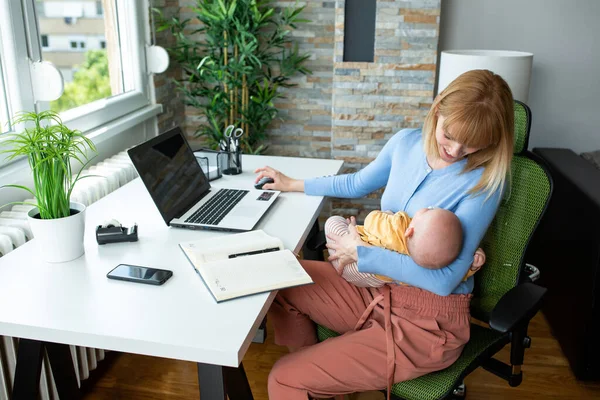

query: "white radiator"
xmin=0 ymin=151 xmax=138 ymax=399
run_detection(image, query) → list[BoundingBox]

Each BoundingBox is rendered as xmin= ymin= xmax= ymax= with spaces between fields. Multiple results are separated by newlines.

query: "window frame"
xmin=0 ymin=53 xmax=10 ymax=134
xmin=0 ymin=0 xmax=153 ymax=138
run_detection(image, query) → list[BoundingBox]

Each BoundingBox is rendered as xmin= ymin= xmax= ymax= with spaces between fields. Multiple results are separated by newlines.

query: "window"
xmin=0 ymin=0 xmax=155 ymax=135
xmin=39 ymin=1 xmax=123 ymax=114
xmin=0 ymin=0 xmax=153 ymax=143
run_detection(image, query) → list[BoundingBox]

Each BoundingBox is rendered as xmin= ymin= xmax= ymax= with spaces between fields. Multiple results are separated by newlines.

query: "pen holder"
xmin=219 ymin=148 xmax=242 ymax=175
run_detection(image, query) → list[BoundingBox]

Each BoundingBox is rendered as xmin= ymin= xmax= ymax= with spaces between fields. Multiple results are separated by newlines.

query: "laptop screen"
xmin=128 ymin=127 xmax=210 ymax=225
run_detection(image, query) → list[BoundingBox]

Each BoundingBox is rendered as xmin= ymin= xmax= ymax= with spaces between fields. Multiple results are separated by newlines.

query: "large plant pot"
xmin=27 ymin=202 xmax=86 ymax=263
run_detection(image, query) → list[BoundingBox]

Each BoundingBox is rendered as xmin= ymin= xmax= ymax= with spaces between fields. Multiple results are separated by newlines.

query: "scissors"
xmin=223 ymin=125 xmax=244 ymax=152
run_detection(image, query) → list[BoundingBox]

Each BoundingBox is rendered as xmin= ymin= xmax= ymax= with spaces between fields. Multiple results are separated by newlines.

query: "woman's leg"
xmin=268 ymin=259 xmax=374 ymax=349
xmin=268 ymin=324 xmax=393 ymax=399
xmin=324 ymin=216 xmax=388 ymax=287
xmin=268 ymin=284 xmax=471 ymax=400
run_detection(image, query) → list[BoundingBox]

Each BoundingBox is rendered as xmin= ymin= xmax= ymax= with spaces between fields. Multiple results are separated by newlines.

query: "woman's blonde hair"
xmin=423 ymin=69 xmax=514 ymax=197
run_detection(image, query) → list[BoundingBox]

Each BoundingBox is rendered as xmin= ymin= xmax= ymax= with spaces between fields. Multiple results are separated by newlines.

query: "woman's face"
xmin=435 ymin=114 xmax=482 ymax=164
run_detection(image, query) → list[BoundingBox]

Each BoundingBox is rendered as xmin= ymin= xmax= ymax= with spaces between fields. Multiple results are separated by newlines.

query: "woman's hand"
xmin=254 ymin=166 xmax=304 ymax=192
xmin=326 ymin=221 xmax=367 ymax=268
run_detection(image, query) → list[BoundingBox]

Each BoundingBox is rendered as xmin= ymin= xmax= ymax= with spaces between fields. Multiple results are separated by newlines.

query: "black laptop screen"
xmin=128 ymin=128 xmax=210 ymax=225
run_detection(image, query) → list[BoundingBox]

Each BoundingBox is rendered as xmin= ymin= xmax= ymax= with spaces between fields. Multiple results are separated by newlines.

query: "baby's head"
xmin=405 ymin=208 xmax=463 ymax=269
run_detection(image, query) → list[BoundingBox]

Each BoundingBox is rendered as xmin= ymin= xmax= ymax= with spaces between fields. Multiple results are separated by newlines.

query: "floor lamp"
xmin=437 ymin=50 xmax=533 ymax=103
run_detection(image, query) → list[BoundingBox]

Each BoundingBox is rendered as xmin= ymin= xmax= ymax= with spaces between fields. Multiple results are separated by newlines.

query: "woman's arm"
xmin=357 ymin=188 xmax=502 ymax=296
xmin=254 ymin=129 xmax=416 ymax=196
xmin=303 ymin=129 xmax=415 ymax=198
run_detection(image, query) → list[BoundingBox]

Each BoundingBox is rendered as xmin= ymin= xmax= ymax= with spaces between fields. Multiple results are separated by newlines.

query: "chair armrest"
xmin=489 ymin=282 xmax=547 ymax=333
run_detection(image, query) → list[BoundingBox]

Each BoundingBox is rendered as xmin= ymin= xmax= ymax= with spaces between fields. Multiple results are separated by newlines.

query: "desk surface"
xmin=0 ymin=154 xmax=343 ymax=367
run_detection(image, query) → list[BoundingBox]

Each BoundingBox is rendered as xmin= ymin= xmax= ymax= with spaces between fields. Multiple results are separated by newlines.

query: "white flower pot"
xmin=27 ymin=202 xmax=86 ymax=263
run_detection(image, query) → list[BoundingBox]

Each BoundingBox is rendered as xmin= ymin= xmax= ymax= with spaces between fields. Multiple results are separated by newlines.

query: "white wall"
xmin=439 ymin=0 xmax=600 ymax=153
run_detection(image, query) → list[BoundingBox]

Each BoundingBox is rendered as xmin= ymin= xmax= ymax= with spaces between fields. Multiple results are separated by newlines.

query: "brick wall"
xmin=152 ymin=0 xmax=441 ymax=222
xmin=267 ymin=0 xmax=336 ymax=159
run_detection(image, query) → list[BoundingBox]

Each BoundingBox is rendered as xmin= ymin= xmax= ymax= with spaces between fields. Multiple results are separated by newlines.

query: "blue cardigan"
xmin=304 ymin=129 xmax=502 ymax=296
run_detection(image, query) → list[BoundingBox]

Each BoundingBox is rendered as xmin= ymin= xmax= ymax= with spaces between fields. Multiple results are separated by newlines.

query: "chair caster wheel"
xmin=450 ymin=382 xmax=466 ymax=399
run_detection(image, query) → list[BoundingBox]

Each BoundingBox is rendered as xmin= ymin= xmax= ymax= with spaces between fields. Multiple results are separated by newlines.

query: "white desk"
xmin=0 ymin=154 xmax=343 ymax=399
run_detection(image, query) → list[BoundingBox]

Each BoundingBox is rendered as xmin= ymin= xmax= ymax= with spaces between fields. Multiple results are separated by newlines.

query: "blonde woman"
xmin=255 ymin=70 xmax=514 ymax=400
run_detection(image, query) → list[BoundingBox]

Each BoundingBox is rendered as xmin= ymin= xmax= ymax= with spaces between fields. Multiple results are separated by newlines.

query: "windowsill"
xmin=86 ymin=104 xmax=162 ymax=145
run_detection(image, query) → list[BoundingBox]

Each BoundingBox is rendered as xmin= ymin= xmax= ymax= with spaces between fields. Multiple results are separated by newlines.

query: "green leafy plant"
xmin=1 ymin=111 xmax=96 ymax=219
xmin=155 ymin=0 xmax=312 ymax=154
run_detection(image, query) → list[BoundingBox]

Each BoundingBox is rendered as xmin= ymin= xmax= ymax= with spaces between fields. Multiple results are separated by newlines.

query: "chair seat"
xmin=316 ymin=324 xmax=508 ymax=400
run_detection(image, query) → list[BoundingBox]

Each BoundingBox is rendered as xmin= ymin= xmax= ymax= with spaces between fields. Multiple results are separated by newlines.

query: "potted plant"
xmin=155 ymin=0 xmax=312 ymax=154
xmin=1 ymin=111 xmax=96 ymax=262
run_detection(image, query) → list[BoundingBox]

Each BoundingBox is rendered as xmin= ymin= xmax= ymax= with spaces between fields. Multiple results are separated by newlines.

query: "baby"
xmin=325 ymin=208 xmax=485 ymax=287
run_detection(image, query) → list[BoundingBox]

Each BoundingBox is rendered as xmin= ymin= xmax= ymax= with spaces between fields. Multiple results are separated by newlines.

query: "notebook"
xmin=179 ymin=230 xmax=313 ymax=302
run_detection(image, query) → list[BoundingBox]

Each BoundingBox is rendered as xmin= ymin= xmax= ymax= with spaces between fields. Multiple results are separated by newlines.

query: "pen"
xmin=229 ymin=247 xmax=280 ymax=259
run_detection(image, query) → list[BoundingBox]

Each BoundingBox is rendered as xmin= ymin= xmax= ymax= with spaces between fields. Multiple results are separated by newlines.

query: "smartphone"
xmin=107 ymin=264 xmax=173 ymax=286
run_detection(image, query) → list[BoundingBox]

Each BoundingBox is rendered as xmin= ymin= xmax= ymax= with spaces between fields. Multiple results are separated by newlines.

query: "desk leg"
xmin=12 ymin=339 xmax=80 ymax=400
xmin=12 ymin=339 xmax=44 ymax=400
xmin=197 ymin=362 xmax=253 ymax=400
xmin=224 ymin=363 xmax=253 ymax=400
xmin=45 ymin=342 xmax=81 ymax=399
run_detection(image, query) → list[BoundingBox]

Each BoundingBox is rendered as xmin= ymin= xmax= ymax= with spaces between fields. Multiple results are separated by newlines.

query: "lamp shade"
xmin=437 ymin=50 xmax=533 ymax=103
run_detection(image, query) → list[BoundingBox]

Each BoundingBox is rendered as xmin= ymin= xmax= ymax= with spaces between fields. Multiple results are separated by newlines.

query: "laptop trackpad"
xmin=230 ymin=206 xmax=261 ymax=218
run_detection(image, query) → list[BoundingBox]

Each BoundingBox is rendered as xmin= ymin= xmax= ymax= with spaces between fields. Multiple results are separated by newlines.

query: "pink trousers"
xmin=267 ymin=260 xmax=471 ymax=400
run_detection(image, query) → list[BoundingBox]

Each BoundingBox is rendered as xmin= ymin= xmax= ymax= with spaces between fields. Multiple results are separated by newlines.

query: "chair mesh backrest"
xmin=513 ymin=101 xmax=530 ymax=154
xmin=470 ymin=102 xmax=551 ymax=321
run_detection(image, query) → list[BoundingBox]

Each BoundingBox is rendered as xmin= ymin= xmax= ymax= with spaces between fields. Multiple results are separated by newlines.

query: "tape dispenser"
xmin=96 ymin=219 xmax=138 ymax=245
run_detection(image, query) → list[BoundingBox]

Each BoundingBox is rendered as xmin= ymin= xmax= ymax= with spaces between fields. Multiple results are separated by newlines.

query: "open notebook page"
xmin=179 ymin=230 xmax=283 ymax=266
xmin=197 ymin=249 xmax=312 ymax=302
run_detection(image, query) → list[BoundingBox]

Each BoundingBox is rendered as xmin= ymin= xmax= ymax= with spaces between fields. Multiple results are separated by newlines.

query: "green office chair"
xmin=315 ymin=100 xmax=552 ymax=399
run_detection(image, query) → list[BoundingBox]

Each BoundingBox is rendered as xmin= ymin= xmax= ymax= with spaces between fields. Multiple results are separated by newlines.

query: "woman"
xmin=255 ymin=70 xmax=514 ymax=400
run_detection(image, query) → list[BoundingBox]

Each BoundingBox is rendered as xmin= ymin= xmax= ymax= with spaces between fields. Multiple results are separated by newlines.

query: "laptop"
xmin=127 ymin=127 xmax=280 ymax=232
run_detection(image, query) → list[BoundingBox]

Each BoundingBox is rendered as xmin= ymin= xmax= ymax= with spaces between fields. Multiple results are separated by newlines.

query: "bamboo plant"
xmin=155 ymin=0 xmax=311 ymax=154
xmin=1 ymin=111 xmax=96 ymax=219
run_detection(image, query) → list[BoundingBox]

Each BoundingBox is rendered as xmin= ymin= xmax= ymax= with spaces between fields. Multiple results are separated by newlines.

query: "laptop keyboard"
xmin=185 ymin=189 xmax=249 ymax=225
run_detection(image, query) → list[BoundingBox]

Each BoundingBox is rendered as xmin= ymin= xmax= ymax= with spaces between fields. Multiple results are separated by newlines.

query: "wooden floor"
xmin=82 ymin=312 xmax=600 ymax=400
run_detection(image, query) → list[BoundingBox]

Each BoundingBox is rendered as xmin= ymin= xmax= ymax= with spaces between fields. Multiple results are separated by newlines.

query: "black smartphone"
xmin=107 ymin=264 xmax=173 ymax=286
